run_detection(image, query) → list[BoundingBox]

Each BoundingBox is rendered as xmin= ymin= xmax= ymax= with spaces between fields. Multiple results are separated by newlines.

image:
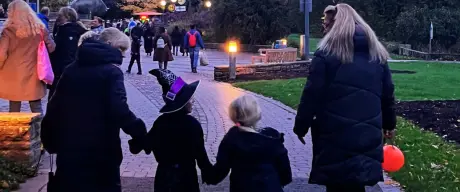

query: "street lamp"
xmin=171 ymin=0 xmax=177 ymax=2
xmin=160 ymin=0 xmax=167 ymax=6
xmin=204 ymin=1 xmax=212 ymax=8
xmin=228 ymin=41 xmax=238 ymax=80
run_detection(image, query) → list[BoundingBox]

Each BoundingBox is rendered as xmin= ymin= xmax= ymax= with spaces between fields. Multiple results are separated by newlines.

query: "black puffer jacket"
xmin=208 ymin=126 xmax=292 ymax=192
xmin=41 ymin=39 xmax=147 ymax=192
xmin=50 ymin=22 xmax=87 ymax=78
xmin=293 ymin=26 xmax=396 ymax=186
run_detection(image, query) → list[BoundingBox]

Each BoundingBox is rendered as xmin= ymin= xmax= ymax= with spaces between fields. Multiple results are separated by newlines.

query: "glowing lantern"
xmin=382 ymin=145 xmax=405 ymax=172
xmin=205 ymin=1 xmax=211 ymax=8
xmin=281 ymin=38 xmax=287 ymax=46
xmin=160 ymin=0 xmax=167 ymax=6
xmin=228 ymin=41 xmax=238 ymax=53
xmin=140 ymin=16 xmax=147 ymax=20
xmin=171 ymin=0 xmax=177 ymax=2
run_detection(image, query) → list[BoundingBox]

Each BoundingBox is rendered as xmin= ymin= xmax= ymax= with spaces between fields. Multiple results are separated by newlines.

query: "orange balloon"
xmin=382 ymin=145 xmax=405 ymax=172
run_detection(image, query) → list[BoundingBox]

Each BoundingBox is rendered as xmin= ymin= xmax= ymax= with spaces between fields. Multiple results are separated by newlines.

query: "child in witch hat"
xmin=143 ymin=69 xmax=212 ymax=192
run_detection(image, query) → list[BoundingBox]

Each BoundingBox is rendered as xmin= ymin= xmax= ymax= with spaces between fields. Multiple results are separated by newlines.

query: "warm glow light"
xmin=171 ymin=0 xmax=177 ymax=2
xmin=141 ymin=16 xmax=147 ymax=19
xmin=228 ymin=41 xmax=238 ymax=53
xmin=160 ymin=0 xmax=167 ymax=6
xmin=205 ymin=1 xmax=211 ymax=8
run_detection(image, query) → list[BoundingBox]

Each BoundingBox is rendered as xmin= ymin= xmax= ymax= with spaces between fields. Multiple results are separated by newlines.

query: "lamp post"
xmin=228 ymin=41 xmax=238 ymax=80
xmin=204 ymin=1 xmax=211 ymax=8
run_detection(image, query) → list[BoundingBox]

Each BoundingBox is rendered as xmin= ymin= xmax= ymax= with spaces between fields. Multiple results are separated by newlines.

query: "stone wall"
xmin=214 ymin=61 xmax=311 ymax=82
xmin=204 ymin=43 xmax=272 ymax=53
xmin=0 ymin=113 xmax=42 ymax=166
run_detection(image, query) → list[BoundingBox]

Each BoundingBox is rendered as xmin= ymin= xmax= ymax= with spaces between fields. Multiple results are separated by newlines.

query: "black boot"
xmin=192 ymin=68 xmax=197 ymax=73
xmin=126 ymin=70 xmax=131 ymax=73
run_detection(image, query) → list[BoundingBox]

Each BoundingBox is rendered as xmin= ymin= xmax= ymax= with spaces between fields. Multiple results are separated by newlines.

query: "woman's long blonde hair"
xmin=318 ymin=4 xmax=389 ymax=64
xmin=3 ymin=0 xmax=45 ymax=38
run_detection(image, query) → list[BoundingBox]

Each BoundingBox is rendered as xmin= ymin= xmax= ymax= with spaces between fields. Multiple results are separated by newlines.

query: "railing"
xmin=399 ymin=47 xmax=460 ymax=61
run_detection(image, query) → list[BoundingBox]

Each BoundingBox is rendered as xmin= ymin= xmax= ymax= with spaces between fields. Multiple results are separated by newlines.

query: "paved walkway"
xmin=1 ymin=50 xmax=400 ymax=192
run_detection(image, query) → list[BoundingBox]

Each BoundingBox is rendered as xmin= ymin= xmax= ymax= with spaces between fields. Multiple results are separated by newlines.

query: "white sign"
xmin=176 ymin=6 xmax=186 ymax=12
xmin=178 ymin=0 xmax=186 ymax=5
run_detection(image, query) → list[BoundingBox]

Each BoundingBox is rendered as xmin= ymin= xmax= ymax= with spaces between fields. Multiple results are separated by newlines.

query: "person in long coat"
xmin=153 ymin=27 xmax=173 ymax=69
xmin=41 ymin=28 xmax=149 ymax=192
xmin=180 ymin=28 xmax=188 ymax=56
xmin=170 ymin=26 xmax=182 ymax=56
xmin=0 ymin=0 xmax=55 ymax=113
xmin=142 ymin=69 xmax=212 ymax=192
xmin=48 ymin=7 xmax=87 ymax=100
xmin=207 ymin=95 xmax=292 ymax=192
xmin=143 ymin=21 xmax=155 ymax=56
xmin=293 ymin=4 xmax=397 ymax=192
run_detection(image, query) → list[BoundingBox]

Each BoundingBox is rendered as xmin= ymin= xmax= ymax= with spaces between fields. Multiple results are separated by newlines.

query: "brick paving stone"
xmin=3 ymin=50 xmax=400 ymax=192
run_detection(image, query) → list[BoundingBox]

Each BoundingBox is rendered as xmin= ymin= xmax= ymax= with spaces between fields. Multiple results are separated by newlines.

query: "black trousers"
xmin=326 ymin=185 xmax=366 ymax=192
xmin=128 ymin=54 xmax=142 ymax=73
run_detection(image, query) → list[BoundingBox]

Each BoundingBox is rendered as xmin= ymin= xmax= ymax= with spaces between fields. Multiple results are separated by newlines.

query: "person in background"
xmin=153 ymin=27 xmax=173 ymax=69
xmin=49 ymin=7 xmax=87 ymax=100
xmin=127 ymin=22 xmax=143 ymax=75
xmin=143 ymin=20 xmax=155 ymax=56
xmin=207 ymin=95 xmax=292 ymax=191
xmin=180 ymin=28 xmax=188 ymax=57
xmin=184 ymin=24 xmax=204 ymax=73
xmin=293 ymin=4 xmax=396 ymax=192
xmin=41 ymin=28 xmax=149 ymax=192
xmin=170 ymin=26 xmax=182 ymax=56
xmin=143 ymin=69 xmax=212 ymax=192
xmin=0 ymin=0 xmax=55 ymax=113
xmin=90 ymin=16 xmax=104 ymax=34
xmin=37 ymin=7 xmax=50 ymax=30
xmin=0 ymin=5 xmax=5 ymax=18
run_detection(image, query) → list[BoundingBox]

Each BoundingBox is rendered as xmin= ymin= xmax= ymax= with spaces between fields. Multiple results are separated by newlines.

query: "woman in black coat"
xmin=143 ymin=21 xmax=155 ymax=56
xmin=145 ymin=69 xmax=212 ymax=192
xmin=41 ymin=28 xmax=148 ymax=192
xmin=170 ymin=26 xmax=182 ymax=56
xmin=293 ymin=4 xmax=396 ymax=192
xmin=49 ymin=7 xmax=87 ymax=100
xmin=180 ymin=29 xmax=188 ymax=56
xmin=207 ymin=95 xmax=292 ymax=192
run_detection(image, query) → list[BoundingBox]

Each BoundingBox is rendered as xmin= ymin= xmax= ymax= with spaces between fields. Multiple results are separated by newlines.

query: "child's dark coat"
xmin=145 ymin=110 xmax=211 ymax=192
xmin=208 ymin=126 xmax=292 ymax=192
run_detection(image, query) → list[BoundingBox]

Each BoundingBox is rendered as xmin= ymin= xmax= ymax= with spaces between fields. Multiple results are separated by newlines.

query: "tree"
xmin=213 ymin=0 xmax=303 ymax=44
xmin=119 ymin=0 xmax=160 ymax=13
xmin=41 ymin=0 xmax=68 ymax=11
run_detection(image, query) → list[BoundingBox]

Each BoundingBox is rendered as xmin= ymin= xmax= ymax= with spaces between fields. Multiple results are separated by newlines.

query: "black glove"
xmin=293 ymin=126 xmax=307 ymax=145
xmin=128 ymin=137 xmax=151 ymax=155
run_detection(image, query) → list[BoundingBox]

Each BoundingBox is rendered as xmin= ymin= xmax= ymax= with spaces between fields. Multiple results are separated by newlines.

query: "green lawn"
xmin=390 ymin=53 xmax=419 ymax=60
xmin=234 ymin=62 xmax=460 ymax=192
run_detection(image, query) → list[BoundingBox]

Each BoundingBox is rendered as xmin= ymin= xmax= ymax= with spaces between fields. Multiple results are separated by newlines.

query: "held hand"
xmin=384 ymin=130 xmax=395 ymax=139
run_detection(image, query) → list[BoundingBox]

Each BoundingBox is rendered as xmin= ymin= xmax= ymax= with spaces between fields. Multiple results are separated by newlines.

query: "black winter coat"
xmin=50 ymin=22 xmax=87 ymax=78
xmin=145 ymin=111 xmax=212 ymax=192
xmin=41 ymin=39 xmax=148 ymax=192
xmin=293 ymin=27 xmax=397 ymax=186
xmin=208 ymin=127 xmax=292 ymax=192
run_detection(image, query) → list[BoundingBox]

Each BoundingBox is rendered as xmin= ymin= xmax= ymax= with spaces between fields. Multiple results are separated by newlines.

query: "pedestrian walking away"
xmin=49 ymin=7 xmax=87 ymax=100
xmin=184 ymin=24 xmax=205 ymax=73
xmin=153 ymin=27 xmax=173 ymax=69
xmin=0 ymin=0 xmax=55 ymax=113
xmin=170 ymin=26 xmax=182 ymax=56
xmin=138 ymin=69 xmax=212 ymax=192
xmin=143 ymin=20 xmax=155 ymax=56
xmin=127 ymin=22 xmax=143 ymax=74
xmin=207 ymin=95 xmax=292 ymax=192
xmin=180 ymin=29 xmax=189 ymax=57
xmin=293 ymin=4 xmax=396 ymax=192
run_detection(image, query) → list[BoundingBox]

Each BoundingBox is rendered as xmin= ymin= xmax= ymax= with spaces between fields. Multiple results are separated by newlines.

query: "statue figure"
xmin=69 ymin=0 xmax=108 ymax=16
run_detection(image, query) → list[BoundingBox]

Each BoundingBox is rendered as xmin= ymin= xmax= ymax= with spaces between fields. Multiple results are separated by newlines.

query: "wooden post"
xmin=229 ymin=53 xmax=236 ymax=80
